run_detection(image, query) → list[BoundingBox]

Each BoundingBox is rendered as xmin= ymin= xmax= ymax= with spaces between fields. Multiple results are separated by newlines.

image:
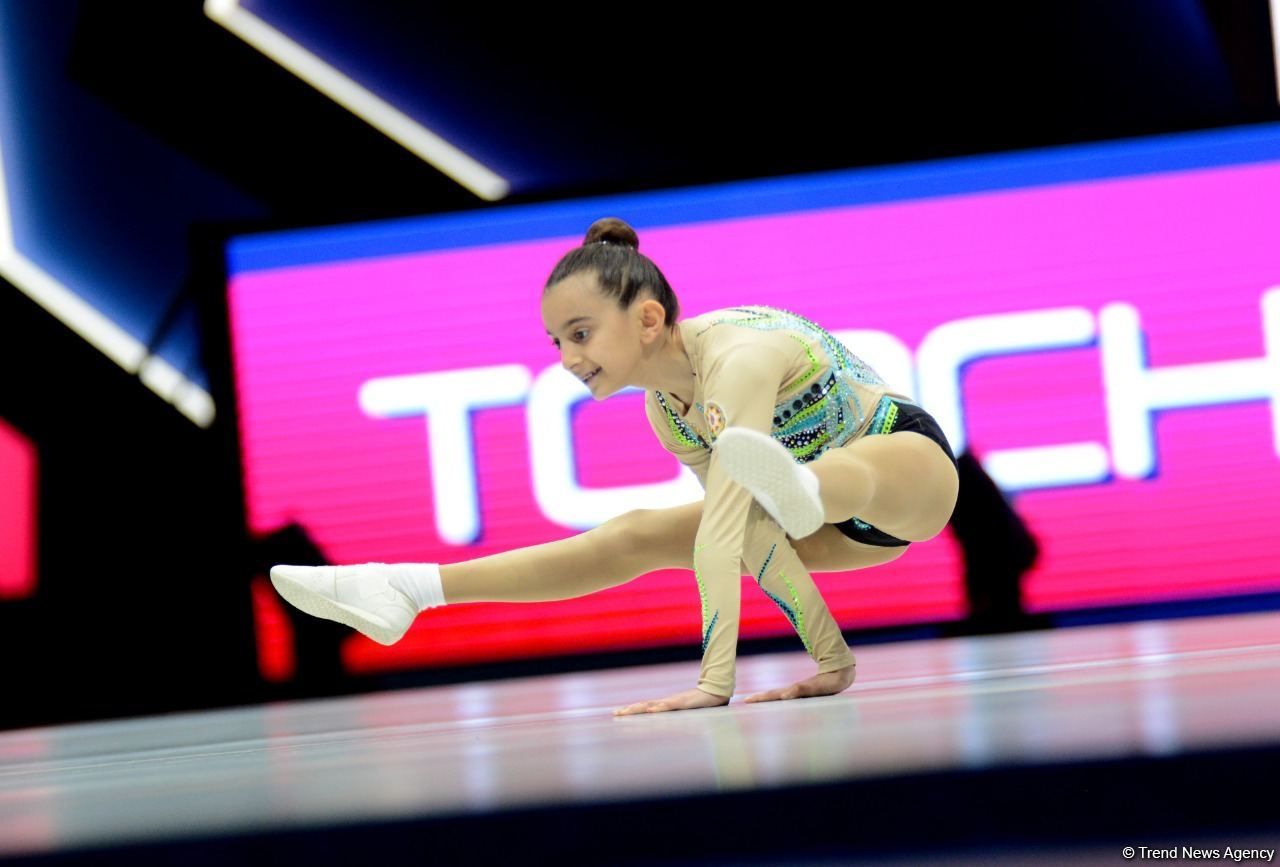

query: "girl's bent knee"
xmin=606 ymin=505 xmax=701 ymax=571
xmin=607 ymin=508 xmax=651 ymax=549
xmin=603 ymin=508 xmax=676 ymax=558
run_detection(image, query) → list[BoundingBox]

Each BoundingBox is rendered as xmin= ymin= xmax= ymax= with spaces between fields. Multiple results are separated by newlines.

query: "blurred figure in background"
xmin=946 ymin=449 xmax=1044 ymax=636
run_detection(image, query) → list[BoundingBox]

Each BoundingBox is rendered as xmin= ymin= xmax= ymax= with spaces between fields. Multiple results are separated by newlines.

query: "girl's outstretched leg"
xmin=439 ymin=501 xmax=699 ymax=603
xmin=270 ymin=501 xmax=705 ymax=644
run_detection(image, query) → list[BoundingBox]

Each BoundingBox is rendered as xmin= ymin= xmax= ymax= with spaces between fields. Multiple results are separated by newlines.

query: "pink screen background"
xmin=229 ymin=159 xmax=1280 ymax=675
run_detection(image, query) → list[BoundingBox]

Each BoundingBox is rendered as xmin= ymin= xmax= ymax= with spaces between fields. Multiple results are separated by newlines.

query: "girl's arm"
xmin=740 ymin=501 xmax=857 ymax=675
xmin=689 ymin=341 xmax=797 ymax=697
xmin=645 ymin=381 xmax=854 ymax=685
xmin=675 ymin=447 xmax=854 ymax=680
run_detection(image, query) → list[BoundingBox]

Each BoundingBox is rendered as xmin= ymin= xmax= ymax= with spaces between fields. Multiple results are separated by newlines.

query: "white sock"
xmin=797 ymin=463 xmax=820 ymax=499
xmin=385 ymin=563 xmax=447 ymax=612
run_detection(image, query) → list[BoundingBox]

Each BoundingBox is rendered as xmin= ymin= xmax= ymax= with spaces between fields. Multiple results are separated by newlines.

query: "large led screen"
xmin=228 ymin=124 xmax=1280 ymax=674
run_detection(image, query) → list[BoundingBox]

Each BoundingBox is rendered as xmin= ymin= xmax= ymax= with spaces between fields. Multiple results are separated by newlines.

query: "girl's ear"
xmin=636 ymin=298 xmax=668 ymax=341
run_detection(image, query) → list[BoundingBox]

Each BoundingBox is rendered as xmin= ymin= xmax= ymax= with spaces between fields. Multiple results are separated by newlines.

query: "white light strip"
xmin=1 ymin=254 xmax=145 ymax=370
xmin=203 ymin=0 xmax=511 ymax=202
xmin=0 ymin=253 xmax=216 ymax=427
xmin=1273 ymin=0 xmax=1280 ymax=107
xmin=0 ymin=105 xmax=216 ymax=427
xmin=0 ymin=133 xmax=11 ymax=256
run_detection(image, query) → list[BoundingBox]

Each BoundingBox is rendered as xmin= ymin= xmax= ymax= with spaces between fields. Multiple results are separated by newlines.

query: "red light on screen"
xmin=0 ymin=417 xmax=37 ymax=599
xmin=250 ymin=572 xmax=297 ymax=682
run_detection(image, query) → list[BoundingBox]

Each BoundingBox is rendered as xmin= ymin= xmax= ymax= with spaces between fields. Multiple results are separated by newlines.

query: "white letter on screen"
xmin=358 ymin=365 xmax=532 ymax=545
xmin=1099 ymin=289 xmax=1280 ymax=479
xmin=916 ymin=307 xmax=1108 ymax=491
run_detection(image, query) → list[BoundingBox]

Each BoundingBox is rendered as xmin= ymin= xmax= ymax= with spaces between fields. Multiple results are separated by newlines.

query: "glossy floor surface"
xmin=2 ymin=610 xmax=1278 ymax=858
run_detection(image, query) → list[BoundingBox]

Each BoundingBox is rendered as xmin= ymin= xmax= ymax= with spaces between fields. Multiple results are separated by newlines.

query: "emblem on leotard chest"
xmin=703 ymin=401 xmax=726 ymax=442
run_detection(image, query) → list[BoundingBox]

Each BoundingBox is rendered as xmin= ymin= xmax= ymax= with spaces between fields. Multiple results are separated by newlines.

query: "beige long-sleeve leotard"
xmin=643 ymin=305 xmax=912 ymax=697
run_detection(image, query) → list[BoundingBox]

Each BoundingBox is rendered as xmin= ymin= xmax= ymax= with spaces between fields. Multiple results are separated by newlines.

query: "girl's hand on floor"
xmin=613 ymin=687 xmax=730 ymax=716
xmin=743 ymin=663 xmax=856 ymax=703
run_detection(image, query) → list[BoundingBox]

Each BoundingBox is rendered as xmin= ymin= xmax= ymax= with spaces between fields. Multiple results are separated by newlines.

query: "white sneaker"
xmin=715 ymin=427 xmax=825 ymax=539
xmin=269 ymin=563 xmax=418 ymax=645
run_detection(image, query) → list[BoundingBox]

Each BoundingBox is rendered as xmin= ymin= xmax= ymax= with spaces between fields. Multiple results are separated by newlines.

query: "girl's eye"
xmin=550 ymin=329 xmax=589 ymax=349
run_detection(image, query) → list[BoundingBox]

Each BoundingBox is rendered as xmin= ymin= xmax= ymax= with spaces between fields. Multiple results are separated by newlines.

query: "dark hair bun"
xmin=584 ymin=217 xmax=639 ymax=251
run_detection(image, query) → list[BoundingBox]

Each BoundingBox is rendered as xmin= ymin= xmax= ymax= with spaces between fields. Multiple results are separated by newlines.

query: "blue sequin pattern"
xmin=656 ymin=306 xmax=888 ymax=465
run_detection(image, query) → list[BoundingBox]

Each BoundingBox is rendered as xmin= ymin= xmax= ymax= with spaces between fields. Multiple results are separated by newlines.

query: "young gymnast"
xmin=271 ymin=217 xmax=960 ymax=715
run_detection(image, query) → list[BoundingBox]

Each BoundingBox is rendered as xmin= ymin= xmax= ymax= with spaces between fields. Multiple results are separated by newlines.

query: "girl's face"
xmin=542 ymin=272 xmax=642 ymax=400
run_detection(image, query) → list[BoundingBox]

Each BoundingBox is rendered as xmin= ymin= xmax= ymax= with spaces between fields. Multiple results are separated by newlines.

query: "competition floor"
xmin=2 ymin=611 xmax=1279 ymax=865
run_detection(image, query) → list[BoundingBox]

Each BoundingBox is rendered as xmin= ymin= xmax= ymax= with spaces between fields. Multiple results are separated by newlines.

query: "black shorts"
xmin=831 ymin=396 xmax=958 ymax=548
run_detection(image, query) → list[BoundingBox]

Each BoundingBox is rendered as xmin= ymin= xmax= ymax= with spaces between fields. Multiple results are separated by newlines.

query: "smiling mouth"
xmin=583 ymin=367 xmax=602 ymax=383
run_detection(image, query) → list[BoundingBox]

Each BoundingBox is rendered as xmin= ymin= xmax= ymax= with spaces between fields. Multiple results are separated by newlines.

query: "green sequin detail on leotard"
xmin=778 ymin=571 xmax=812 ymax=657
xmin=692 ymin=543 xmax=718 ymax=653
xmin=868 ymin=392 xmax=907 ymax=436
xmin=656 ymin=305 xmax=888 ymax=465
xmin=753 ymin=543 xmax=814 ymax=659
xmin=655 ymin=392 xmax=710 ymax=450
xmin=876 ymin=401 xmax=899 ymax=434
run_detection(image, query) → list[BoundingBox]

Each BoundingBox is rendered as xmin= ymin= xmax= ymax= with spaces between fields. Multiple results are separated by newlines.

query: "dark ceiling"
xmin=67 ymin=0 xmax=1278 ymax=225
